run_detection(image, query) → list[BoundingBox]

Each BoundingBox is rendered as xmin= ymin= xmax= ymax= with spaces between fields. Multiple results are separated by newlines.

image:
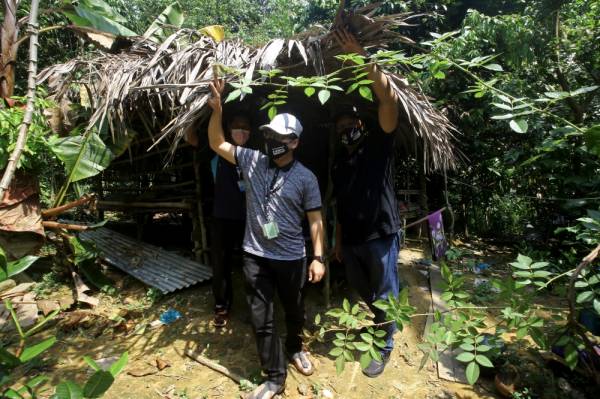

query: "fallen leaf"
xmin=155 ymin=358 xmax=170 ymax=370
xmin=37 ymin=300 xmax=60 ymax=316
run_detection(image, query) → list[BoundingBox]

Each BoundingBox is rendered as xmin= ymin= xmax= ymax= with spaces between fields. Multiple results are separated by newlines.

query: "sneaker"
xmin=213 ymin=310 xmax=228 ymax=327
xmin=362 ymin=351 xmax=390 ymax=378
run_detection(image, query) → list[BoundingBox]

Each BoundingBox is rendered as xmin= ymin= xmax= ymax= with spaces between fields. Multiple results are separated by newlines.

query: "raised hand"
xmin=333 ymin=27 xmax=367 ymax=56
xmin=207 ymin=76 xmax=225 ymax=113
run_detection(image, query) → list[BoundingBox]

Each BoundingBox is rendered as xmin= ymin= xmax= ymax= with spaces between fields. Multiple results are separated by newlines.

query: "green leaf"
xmin=358 ymin=86 xmax=373 ymax=101
xmin=318 ymin=89 xmax=331 ymax=105
xmin=304 ymin=87 xmax=315 ymax=97
xmin=593 ymin=298 xmax=600 ymax=315
xmin=459 ymin=343 xmax=475 ymax=352
xmin=48 ymin=131 xmax=114 ymax=183
xmin=455 ymin=352 xmax=475 ymax=363
xmin=516 ymin=254 xmax=532 ymax=266
xmin=268 ymin=106 xmax=277 ymax=121
xmin=335 ymin=355 xmax=345 ymax=375
xmin=354 ymin=342 xmax=370 ymax=351
xmin=509 ymin=119 xmax=528 ymax=133
xmin=359 ymin=352 xmax=372 ymax=369
xmin=491 ymin=113 xmax=514 ymax=120
xmin=329 ymin=347 xmax=343 ymax=357
xmin=54 ymin=381 xmax=83 ymax=399
xmin=544 ymin=91 xmax=569 ymax=99
xmin=564 ymin=344 xmax=579 ymax=370
xmin=84 ymin=356 xmax=101 ymax=372
xmin=570 ymin=85 xmax=598 ymax=96
xmin=374 ymin=329 xmax=387 ymax=338
xmin=143 ymin=2 xmax=184 ymax=43
xmin=475 ymin=354 xmax=493 ymax=368
xmin=576 ymin=291 xmax=594 ymax=303
xmin=19 ymin=336 xmax=56 ymax=363
xmin=5 ymin=256 xmax=39 ymax=279
xmin=224 ymin=89 xmax=242 ymax=103
xmin=491 ymin=102 xmax=513 ymax=111
xmin=483 ymin=63 xmax=503 ymax=71
xmin=0 ymin=347 xmax=21 ymax=368
xmin=314 ymin=314 xmax=321 ymax=325
xmin=584 ymin=125 xmax=600 ymax=157
xmin=70 ymin=4 xmax=137 ymax=37
xmin=342 ymin=298 xmax=350 ymax=312
xmin=465 ymin=361 xmax=480 ymax=385
xmin=476 ymin=345 xmax=491 ymax=352
xmin=360 ymin=333 xmax=373 ymax=344
xmin=108 ymin=352 xmax=128 ymax=377
xmin=530 ymin=262 xmax=549 ymax=269
xmin=433 ymin=71 xmax=445 ymax=79
xmin=83 ymin=370 xmax=114 ymax=398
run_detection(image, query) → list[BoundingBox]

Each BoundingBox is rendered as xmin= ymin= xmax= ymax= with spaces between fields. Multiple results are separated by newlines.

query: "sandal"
xmin=290 ymin=350 xmax=314 ymax=376
xmin=213 ymin=310 xmax=228 ymax=327
xmin=246 ymin=381 xmax=285 ymax=399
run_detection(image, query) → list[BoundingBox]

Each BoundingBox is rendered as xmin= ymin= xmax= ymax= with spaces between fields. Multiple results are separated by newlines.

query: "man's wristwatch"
xmin=313 ymin=255 xmax=325 ymax=263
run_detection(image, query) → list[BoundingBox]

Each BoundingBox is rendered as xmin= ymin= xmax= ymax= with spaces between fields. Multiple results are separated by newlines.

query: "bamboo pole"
xmin=97 ymin=200 xmax=193 ymax=210
xmin=0 ymin=0 xmax=40 ymax=200
xmin=41 ymin=194 xmax=95 ymax=218
xmin=42 ymin=221 xmax=90 ymax=231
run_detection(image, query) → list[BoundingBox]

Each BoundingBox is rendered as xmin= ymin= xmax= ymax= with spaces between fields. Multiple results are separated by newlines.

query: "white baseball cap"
xmin=259 ymin=113 xmax=303 ymax=138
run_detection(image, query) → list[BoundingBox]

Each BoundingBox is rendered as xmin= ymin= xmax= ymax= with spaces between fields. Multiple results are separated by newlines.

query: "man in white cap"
xmin=206 ymin=76 xmax=325 ymax=399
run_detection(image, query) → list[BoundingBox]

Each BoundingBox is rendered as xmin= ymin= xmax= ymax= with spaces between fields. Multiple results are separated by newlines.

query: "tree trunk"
xmin=0 ymin=0 xmax=39 ymax=200
xmin=0 ymin=0 xmax=20 ymax=98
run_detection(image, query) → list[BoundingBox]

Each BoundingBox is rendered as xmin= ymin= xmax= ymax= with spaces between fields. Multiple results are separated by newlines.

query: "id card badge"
xmin=262 ymin=221 xmax=279 ymax=239
xmin=237 ymin=180 xmax=246 ymax=192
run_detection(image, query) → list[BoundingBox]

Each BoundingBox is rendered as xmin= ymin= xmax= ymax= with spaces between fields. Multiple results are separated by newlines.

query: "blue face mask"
xmin=265 ymin=138 xmax=289 ymax=160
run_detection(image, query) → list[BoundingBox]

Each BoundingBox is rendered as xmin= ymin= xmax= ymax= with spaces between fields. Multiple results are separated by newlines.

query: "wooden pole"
xmin=443 ymin=169 xmax=454 ymax=240
xmin=0 ymin=0 xmax=40 ymax=200
xmin=184 ymin=350 xmax=244 ymax=383
xmin=193 ymin=152 xmax=210 ymax=265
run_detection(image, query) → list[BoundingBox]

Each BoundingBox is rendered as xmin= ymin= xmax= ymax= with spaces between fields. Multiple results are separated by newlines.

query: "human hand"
xmin=207 ymin=76 xmax=225 ymax=113
xmin=333 ymin=27 xmax=367 ymax=56
xmin=308 ymin=259 xmax=325 ymax=283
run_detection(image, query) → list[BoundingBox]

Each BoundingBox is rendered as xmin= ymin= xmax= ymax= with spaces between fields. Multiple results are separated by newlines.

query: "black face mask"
xmin=265 ymin=138 xmax=289 ymax=160
xmin=340 ymin=127 xmax=364 ymax=146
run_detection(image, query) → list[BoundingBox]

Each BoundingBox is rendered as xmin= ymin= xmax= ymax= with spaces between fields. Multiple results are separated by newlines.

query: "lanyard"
xmin=263 ymin=161 xmax=296 ymax=221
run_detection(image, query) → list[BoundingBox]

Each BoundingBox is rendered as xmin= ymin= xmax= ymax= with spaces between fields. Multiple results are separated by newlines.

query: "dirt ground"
xmin=14 ymin=239 xmax=503 ymax=399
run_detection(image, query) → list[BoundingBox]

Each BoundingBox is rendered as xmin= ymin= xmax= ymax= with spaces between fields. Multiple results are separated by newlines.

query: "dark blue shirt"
xmin=332 ymin=129 xmax=401 ymax=245
xmin=212 ymin=155 xmax=246 ymax=220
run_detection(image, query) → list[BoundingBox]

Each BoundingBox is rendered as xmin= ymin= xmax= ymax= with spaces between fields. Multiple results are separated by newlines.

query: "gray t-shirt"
xmin=235 ymin=147 xmax=322 ymax=260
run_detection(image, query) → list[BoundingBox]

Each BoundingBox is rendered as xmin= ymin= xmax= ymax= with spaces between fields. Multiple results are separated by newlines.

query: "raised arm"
xmin=334 ymin=28 xmax=399 ymax=133
xmin=207 ymin=77 xmax=236 ymax=164
xmin=307 ymin=209 xmax=325 ymax=283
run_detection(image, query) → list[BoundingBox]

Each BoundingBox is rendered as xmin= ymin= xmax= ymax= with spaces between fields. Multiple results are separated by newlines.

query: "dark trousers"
xmin=211 ymin=218 xmax=245 ymax=312
xmin=242 ymin=252 xmax=307 ymax=385
xmin=342 ymin=231 xmax=401 ymax=354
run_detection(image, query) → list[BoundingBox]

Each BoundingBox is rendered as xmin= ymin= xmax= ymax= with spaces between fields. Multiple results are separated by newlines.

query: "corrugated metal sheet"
xmin=80 ymin=228 xmax=212 ymax=294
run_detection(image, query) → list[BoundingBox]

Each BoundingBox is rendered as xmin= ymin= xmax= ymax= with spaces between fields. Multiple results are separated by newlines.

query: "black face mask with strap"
xmin=264 ymin=138 xmax=289 ymax=160
xmin=340 ymin=126 xmax=364 ymax=146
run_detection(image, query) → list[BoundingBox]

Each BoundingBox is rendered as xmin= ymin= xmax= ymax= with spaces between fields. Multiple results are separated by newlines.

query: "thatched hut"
xmin=38 ymin=5 xmax=457 ymax=275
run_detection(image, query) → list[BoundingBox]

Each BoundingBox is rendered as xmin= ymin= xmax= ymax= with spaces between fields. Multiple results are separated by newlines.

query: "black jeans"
xmin=211 ymin=218 xmax=245 ymax=312
xmin=242 ymin=252 xmax=307 ymax=385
